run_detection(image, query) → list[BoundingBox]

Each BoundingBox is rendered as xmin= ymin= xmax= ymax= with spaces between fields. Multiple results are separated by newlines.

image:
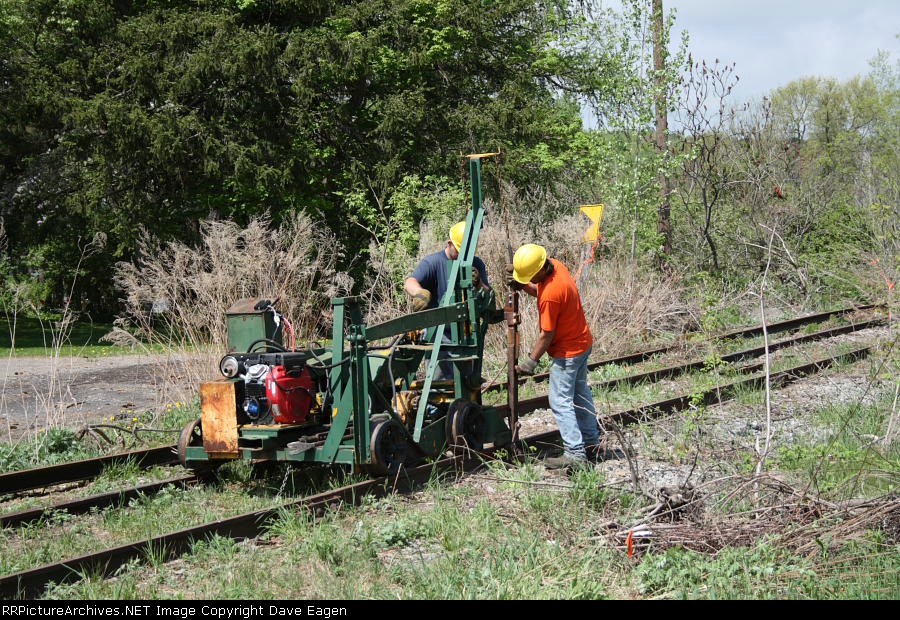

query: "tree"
xmin=577 ymin=0 xmax=686 ymax=266
xmin=670 ymin=57 xmax=743 ymax=275
xmin=0 ymin=0 xmax=641 ymax=314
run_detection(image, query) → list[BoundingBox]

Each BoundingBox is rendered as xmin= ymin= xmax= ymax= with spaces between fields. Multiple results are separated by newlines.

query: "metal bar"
xmin=347 ymin=302 xmax=371 ymax=465
xmin=365 ymin=303 xmax=469 ymax=342
xmin=506 ymin=288 xmax=520 ymax=444
xmin=0 ymin=447 xmax=177 ymax=495
xmin=484 ymin=304 xmax=883 ymax=393
xmin=1 ymin=476 xmax=197 ymax=528
xmin=322 ymin=297 xmax=351 ymax=461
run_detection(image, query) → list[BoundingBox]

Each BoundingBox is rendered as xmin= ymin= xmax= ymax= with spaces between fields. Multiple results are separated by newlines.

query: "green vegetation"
xmin=637 ymin=538 xmax=900 ymax=599
xmin=0 ymin=0 xmax=898 ymax=601
xmin=0 ymin=315 xmax=113 ymax=351
xmin=35 ymin=447 xmax=900 ymax=600
xmin=0 ymin=399 xmax=197 ymax=474
xmin=772 ymin=395 xmax=900 ymax=497
xmin=0 ymin=482 xmax=275 ymax=577
xmin=0 ymin=427 xmax=95 ymax=474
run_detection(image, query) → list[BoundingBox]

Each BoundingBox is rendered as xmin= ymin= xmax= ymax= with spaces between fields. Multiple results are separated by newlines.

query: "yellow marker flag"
xmin=580 ymin=204 xmax=604 ymax=242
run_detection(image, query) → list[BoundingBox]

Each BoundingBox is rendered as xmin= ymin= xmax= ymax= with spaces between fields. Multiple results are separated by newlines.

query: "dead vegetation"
xmin=600 ymin=474 xmax=899 ymax=558
xmin=104 ymin=213 xmax=353 ymax=389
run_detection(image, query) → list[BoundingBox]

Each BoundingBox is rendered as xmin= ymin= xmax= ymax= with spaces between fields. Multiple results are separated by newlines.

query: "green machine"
xmin=179 ymin=154 xmax=511 ymax=474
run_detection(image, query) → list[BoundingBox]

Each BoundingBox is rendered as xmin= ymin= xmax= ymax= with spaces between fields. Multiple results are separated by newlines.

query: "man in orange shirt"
xmin=510 ymin=243 xmax=600 ymax=468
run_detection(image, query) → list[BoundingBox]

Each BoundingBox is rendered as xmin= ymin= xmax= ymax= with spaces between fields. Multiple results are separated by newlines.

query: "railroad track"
xmin=0 ymin=303 xmax=880 ymax=497
xmin=0 ymin=304 xmax=888 ymax=598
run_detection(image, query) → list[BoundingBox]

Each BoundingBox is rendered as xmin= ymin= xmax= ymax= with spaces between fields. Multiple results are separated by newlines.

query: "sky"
xmin=667 ymin=0 xmax=900 ymax=102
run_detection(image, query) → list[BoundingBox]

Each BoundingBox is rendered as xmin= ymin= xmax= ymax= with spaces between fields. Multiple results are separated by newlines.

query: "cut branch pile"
xmin=600 ymin=474 xmax=899 ymax=558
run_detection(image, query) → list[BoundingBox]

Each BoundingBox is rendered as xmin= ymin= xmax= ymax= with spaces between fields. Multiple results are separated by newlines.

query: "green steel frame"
xmin=184 ymin=154 xmax=509 ymax=471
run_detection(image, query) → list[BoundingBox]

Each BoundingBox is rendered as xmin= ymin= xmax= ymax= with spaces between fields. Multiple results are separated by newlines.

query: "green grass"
xmin=37 ymin=460 xmax=636 ymax=599
xmin=0 ymin=315 xmax=114 ymax=353
xmin=0 ymin=399 xmax=198 ymax=475
xmin=0 ymin=479 xmax=278 ymax=577
xmin=0 ymin=428 xmax=99 ymax=474
xmin=0 ymin=314 xmax=174 ymax=356
xmin=36 ymin=445 xmax=664 ymax=600
xmin=636 ymin=537 xmax=900 ymax=599
xmin=771 ymin=394 xmax=900 ymax=497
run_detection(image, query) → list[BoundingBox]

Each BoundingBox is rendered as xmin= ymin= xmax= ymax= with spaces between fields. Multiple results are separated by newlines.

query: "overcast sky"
xmin=667 ymin=0 xmax=899 ymax=102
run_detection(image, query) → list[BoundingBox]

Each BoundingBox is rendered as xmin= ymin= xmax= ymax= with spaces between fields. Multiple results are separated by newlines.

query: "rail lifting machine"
xmin=178 ymin=153 xmax=513 ymax=474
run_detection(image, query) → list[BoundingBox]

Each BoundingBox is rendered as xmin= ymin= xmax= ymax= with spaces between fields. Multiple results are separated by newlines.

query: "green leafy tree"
xmin=1 ymin=0 xmax=645 ymax=314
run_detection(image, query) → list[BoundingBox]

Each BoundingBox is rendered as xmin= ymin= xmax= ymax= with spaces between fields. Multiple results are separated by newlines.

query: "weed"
xmin=143 ymin=539 xmax=171 ymax=569
xmin=0 ymin=428 xmax=95 ymax=473
xmin=264 ymin=506 xmax=316 ymax=544
xmin=373 ymin=514 xmax=430 ymax=548
xmin=637 ymin=543 xmax=815 ymax=599
xmin=568 ymin=467 xmax=609 ymax=511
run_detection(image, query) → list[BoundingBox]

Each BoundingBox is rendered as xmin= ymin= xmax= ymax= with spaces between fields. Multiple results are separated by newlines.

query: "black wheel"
xmin=369 ymin=419 xmax=410 ymax=475
xmin=177 ymin=418 xmax=216 ymax=475
xmin=447 ymin=399 xmax=485 ymax=452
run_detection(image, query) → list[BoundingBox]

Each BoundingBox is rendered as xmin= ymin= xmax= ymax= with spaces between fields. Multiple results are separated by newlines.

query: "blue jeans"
xmin=549 ymin=346 xmax=599 ymax=459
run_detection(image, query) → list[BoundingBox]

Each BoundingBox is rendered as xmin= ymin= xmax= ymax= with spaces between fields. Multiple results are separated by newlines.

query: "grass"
xmin=771 ymin=392 xmax=900 ymax=498
xmin=1 ymin=301 xmax=894 ymax=599
xmin=0 ymin=463 xmax=193 ymax=516
xmin=636 ymin=536 xmax=900 ymax=599
xmin=45 ymin=474 xmax=630 ymax=600
xmin=0 ymin=465 xmax=283 ymax=577
xmin=0 ymin=400 xmax=197 ymax=476
xmin=0 ymin=427 xmax=98 ymax=474
xmin=38 ymin=453 xmax=899 ymax=600
xmin=0 ymin=315 xmax=116 ymax=356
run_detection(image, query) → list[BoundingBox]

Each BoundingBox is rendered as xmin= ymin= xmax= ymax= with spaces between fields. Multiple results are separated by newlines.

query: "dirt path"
xmin=0 ymin=353 xmax=211 ymax=441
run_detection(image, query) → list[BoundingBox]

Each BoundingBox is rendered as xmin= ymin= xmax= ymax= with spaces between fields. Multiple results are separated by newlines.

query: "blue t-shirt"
xmin=410 ymin=249 xmax=489 ymax=309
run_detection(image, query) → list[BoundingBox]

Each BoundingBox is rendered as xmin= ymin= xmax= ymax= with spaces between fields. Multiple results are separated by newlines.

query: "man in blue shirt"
xmin=404 ymin=221 xmax=491 ymax=381
xmin=404 ymin=221 xmax=490 ymax=310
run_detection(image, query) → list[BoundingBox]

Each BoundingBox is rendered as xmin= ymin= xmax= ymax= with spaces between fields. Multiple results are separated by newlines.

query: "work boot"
xmin=585 ymin=444 xmax=603 ymax=463
xmin=586 ymin=443 xmax=625 ymax=462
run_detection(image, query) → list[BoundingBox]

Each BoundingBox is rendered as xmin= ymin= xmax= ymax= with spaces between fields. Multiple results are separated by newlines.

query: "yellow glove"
xmin=410 ymin=290 xmax=431 ymax=311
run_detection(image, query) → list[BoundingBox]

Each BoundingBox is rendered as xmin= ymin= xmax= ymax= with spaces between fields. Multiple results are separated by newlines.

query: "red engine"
xmin=265 ymin=364 xmax=315 ymax=424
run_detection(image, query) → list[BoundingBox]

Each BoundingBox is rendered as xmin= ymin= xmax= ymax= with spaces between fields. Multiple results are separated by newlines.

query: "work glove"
xmin=410 ymin=290 xmax=431 ymax=312
xmin=515 ymin=355 xmax=538 ymax=376
xmin=505 ymin=263 xmax=524 ymax=291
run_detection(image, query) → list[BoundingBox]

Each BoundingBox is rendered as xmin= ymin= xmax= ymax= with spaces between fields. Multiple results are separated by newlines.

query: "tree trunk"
xmin=653 ymin=0 xmax=672 ymax=269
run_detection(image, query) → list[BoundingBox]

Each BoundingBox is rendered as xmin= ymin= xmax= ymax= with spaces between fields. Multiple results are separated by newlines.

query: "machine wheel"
xmin=447 ymin=399 xmax=485 ymax=452
xmin=177 ymin=418 xmax=216 ymax=475
xmin=369 ymin=419 xmax=410 ymax=476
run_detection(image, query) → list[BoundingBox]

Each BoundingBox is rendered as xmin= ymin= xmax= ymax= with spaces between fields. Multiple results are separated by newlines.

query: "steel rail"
xmin=0 ymin=342 xmax=875 ymax=599
xmin=520 ymin=346 xmax=873 ymax=444
xmin=0 ymin=457 xmax=480 ymax=599
xmin=487 ymin=318 xmax=883 ymax=417
xmin=0 ymin=475 xmax=198 ymax=529
xmin=0 ymin=446 xmax=178 ymax=495
xmin=482 ymin=303 xmax=880 ymax=392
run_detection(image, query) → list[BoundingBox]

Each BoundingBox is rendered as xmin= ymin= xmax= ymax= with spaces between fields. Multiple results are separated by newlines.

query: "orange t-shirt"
xmin=536 ymin=258 xmax=593 ymax=358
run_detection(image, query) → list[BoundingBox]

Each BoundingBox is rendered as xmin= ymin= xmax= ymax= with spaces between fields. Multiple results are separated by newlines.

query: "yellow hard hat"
xmin=512 ymin=244 xmax=547 ymax=284
xmin=449 ymin=221 xmax=466 ymax=251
